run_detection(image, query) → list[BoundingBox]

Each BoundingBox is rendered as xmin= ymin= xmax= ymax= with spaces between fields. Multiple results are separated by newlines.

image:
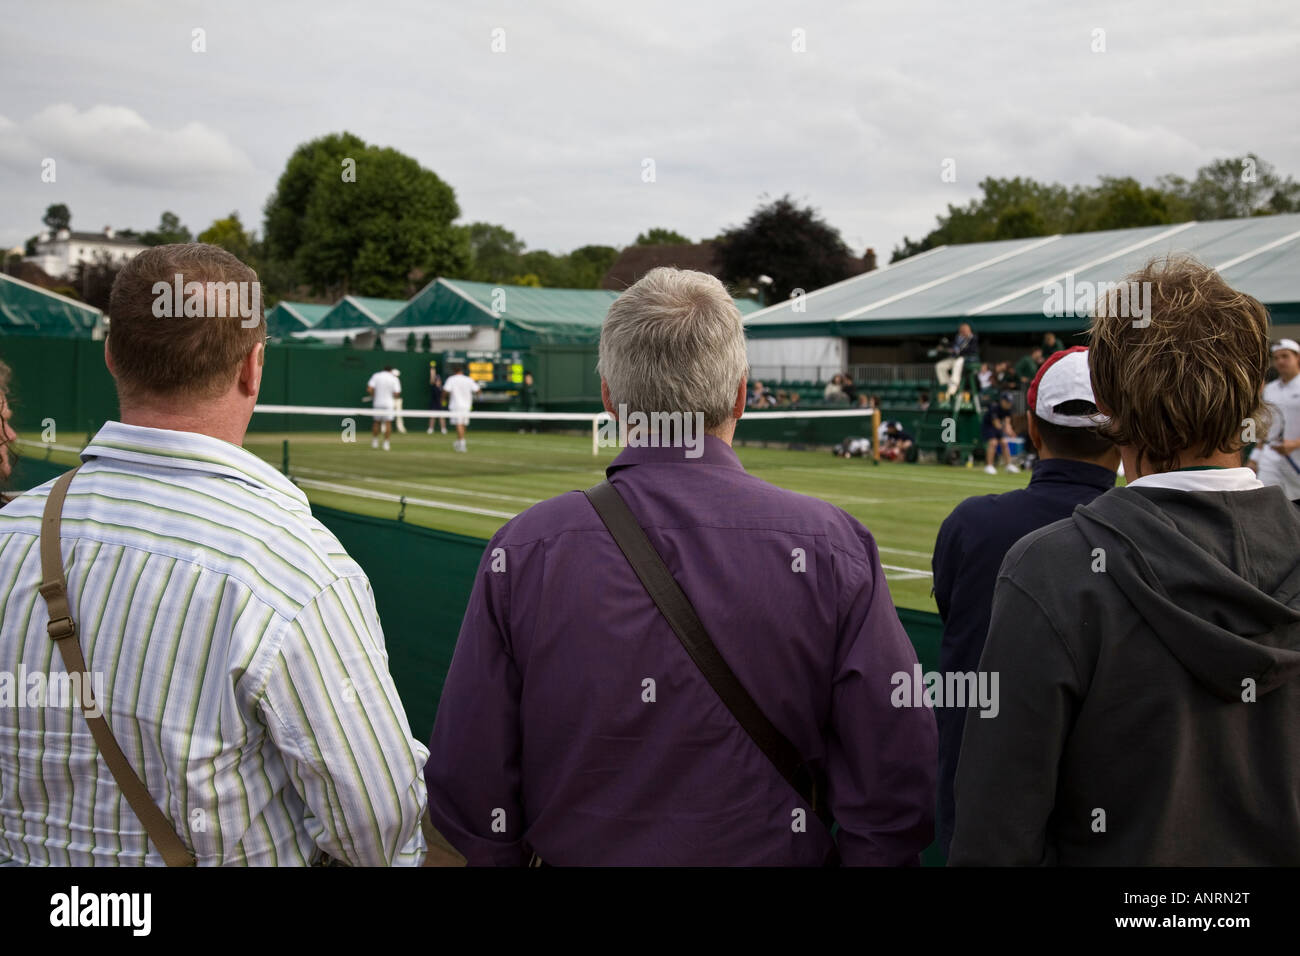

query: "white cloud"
xmin=0 ymin=104 xmax=254 ymax=189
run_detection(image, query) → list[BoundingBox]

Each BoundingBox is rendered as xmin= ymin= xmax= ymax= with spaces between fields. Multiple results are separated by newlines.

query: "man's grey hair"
xmin=598 ymin=267 xmax=747 ymax=430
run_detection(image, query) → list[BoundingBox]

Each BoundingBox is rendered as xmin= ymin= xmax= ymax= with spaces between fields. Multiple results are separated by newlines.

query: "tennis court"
xmin=17 ymin=426 xmax=1030 ymax=613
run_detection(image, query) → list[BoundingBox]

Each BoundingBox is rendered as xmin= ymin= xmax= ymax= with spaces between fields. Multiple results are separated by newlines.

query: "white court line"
xmin=881 ymin=563 xmax=933 ymax=578
xmin=772 ymin=464 xmax=1020 ymax=488
xmin=291 ymin=466 xmax=542 ymax=505
xmin=294 ymin=479 xmax=518 ymax=519
xmin=879 ymin=546 xmax=935 ymax=559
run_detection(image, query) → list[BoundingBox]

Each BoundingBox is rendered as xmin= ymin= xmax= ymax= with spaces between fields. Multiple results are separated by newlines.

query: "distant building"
xmin=25 ymin=227 xmax=147 ymax=279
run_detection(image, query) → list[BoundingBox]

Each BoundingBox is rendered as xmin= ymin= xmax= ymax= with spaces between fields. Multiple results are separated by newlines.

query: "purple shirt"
xmin=425 ymin=436 xmax=935 ymax=865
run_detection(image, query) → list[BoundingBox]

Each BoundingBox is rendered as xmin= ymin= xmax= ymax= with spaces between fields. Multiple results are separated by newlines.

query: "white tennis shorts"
xmin=373 ymin=405 xmax=395 ymax=424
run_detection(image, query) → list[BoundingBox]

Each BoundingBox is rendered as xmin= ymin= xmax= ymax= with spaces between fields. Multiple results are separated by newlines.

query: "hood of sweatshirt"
xmin=1072 ymin=485 xmax=1300 ymax=701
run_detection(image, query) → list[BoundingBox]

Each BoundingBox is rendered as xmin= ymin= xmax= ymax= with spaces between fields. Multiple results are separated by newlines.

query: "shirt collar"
xmin=1028 ymin=457 xmax=1117 ymax=491
xmin=82 ymin=421 xmax=310 ymax=507
xmin=606 ymin=433 xmax=744 ymax=475
xmin=1126 ymin=467 xmax=1264 ymax=493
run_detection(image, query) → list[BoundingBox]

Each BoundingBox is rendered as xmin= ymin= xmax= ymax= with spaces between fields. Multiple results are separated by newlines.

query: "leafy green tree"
xmin=460 ymin=223 xmax=527 ymax=283
xmin=300 ymin=147 xmax=464 ymax=297
xmin=142 ymin=211 xmax=193 ymax=246
xmin=421 ymin=333 xmax=432 ymax=352
xmin=716 ymin=195 xmax=855 ymax=302
xmin=263 ymin=133 xmax=466 ymax=297
xmin=263 ymin=132 xmax=367 ymax=263
xmin=1159 ymin=154 xmax=1300 ymax=219
xmin=566 ymin=244 xmax=619 ymax=288
xmin=635 ymin=227 xmax=690 ymax=245
xmin=197 ymin=212 xmax=254 ymax=261
xmin=42 ymin=204 xmax=71 ymax=233
xmin=406 ymin=331 xmax=416 ymax=352
xmin=510 ymin=272 xmax=543 ymax=287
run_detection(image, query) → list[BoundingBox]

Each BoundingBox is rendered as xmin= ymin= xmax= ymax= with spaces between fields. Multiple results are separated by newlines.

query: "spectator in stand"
xmin=841 ymin=375 xmax=859 ymax=405
xmin=747 ymin=380 xmax=766 ymax=407
xmin=932 ymin=347 xmax=1118 ymax=858
xmin=977 ymin=363 xmax=994 ymax=393
xmin=788 ymin=391 xmax=802 ymax=410
xmin=995 ymin=361 xmax=1017 ymax=392
xmin=1041 ymin=332 xmax=1064 ymax=357
xmin=855 ymin=393 xmax=871 ymax=409
xmin=823 ymin=374 xmax=847 ymax=403
xmin=951 ymin=257 xmax=1300 ymax=866
xmin=981 ymin=393 xmax=1020 ymax=475
xmin=1015 ymin=348 xmax=1043 ymax=390
xmin=935 ymin=323 xmax=979 ymax=404
xmin=775 ymin=389 xmax=790 ymax=407
xmin=917 ymin=390 xmax=931 ymax=412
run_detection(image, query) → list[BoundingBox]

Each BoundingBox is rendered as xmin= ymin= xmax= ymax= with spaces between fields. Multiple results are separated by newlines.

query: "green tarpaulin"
xmin=0 ymin=273 xmax=102 ymax=337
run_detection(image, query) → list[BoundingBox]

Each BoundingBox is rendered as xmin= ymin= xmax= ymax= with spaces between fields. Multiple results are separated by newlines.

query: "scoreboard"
xmin=440 ymin=350 xmax=524 ymax=385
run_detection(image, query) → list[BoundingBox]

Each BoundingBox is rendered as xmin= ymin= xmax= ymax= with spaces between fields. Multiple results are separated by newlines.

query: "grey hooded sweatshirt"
xmin=949 ymin=483 xmax=1300 ymax=865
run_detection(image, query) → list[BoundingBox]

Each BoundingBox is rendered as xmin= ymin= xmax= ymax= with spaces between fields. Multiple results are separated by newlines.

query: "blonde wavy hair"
xmin=1089 ymin=255 xmax=1271 ymax=474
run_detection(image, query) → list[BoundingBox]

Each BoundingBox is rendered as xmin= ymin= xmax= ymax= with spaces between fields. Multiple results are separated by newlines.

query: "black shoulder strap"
xmin=584 ymin=479 xmax=830 ymax=826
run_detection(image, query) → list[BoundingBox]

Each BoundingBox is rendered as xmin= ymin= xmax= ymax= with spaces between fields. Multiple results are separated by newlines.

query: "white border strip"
xmin=1216 ymin=228 xmax=1300 ymax=272
xmin=840 ymin=235 xmax=1061 ymax=319
xmin=965 ymin=221 xmax=1198 ymax=315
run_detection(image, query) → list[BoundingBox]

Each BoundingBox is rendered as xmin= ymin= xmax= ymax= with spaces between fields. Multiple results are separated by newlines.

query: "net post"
xmin=872 ymin=409 xmax=881 ymax=462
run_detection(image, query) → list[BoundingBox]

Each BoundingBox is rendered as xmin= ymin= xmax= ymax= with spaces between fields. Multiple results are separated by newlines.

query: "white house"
xmin=25 ymin=227 xmax=147 ymax=279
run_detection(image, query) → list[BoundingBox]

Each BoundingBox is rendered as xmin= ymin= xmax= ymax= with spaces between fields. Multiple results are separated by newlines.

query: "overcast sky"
xmin=2 ymin=0 xmax=1297 ymax=261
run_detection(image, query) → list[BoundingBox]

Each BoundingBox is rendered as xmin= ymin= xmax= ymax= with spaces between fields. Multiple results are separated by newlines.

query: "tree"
xmin=635 ymin=227 xmax=690 ymax=245
xmin=566 ymin=244 xmax=619 ymax=288
xmin=263 ymin=131 xmax=367 ymax=263
xmin=142 ymin=211 xmax=193 ymax=246
xmin=70 ymin=251 xmax=123 ymax=312
xmin=461 ymin=222 xmax=527 ymax=283
xmin=265 ymin=134 xmax=467 ymax=297
xmin=405 ymin=331 xmax=416 ymax=352
xmin=892 ymin=156 xmax=1300 ymax=262
xmin=1159 ymin=154 xmax=1300 ymax=219
xmin=715 ymin=195 xmax=855 ymax=302
xmin=197 ymin=212 xmax=254 ymax=262
xmin=373 ymin=335 xmax=385 ymax=350
xmin=42 ymin=204 xmax=71 ymax=233
xmin=421 ymin=333 xmax=432 ymax=352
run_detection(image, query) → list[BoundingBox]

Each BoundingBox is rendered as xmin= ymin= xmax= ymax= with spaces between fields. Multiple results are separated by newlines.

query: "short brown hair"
xmin=1089 ymin=256 xmax=1270 ymax=474
xmin=108 ymin=243 xmax=266 ymax=402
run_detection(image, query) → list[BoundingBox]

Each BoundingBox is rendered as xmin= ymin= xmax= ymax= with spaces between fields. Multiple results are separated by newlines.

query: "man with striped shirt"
xmin=0 ymin=243 xmax=429 ymax=866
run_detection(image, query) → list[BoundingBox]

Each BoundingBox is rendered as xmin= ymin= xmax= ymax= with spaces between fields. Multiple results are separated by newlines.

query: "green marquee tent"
xmin=389 ymin=278 xmax=619 ymax=348
xmin=0 ymin=273 xmax=103 ymax=337
xmin=315 ymin=295 xmax=408 ymax=332
xmin=266 ymin=301 xmax=332 ymax=340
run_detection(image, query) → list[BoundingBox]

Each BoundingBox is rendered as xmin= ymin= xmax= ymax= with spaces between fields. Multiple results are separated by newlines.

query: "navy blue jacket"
xmin=931 ymin=458 xmax=1116 ymax=858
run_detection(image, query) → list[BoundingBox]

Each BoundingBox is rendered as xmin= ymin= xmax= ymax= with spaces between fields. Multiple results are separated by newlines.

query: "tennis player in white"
xmin=1249 ymin=338 xmax=1300 ymax=500
xmin=443 ymin=364 xmax=481 ymax=453
xmin=367 ymin=365 xmax=401 ymax=451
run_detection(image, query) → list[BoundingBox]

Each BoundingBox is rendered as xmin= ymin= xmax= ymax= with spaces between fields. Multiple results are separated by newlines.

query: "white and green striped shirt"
xmin=0 ymin=422 xmax=429 ymax=866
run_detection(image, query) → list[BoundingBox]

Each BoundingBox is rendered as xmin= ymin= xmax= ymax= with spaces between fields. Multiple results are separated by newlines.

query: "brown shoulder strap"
xmin=38 ymin=467 xmax=197 ymax=867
